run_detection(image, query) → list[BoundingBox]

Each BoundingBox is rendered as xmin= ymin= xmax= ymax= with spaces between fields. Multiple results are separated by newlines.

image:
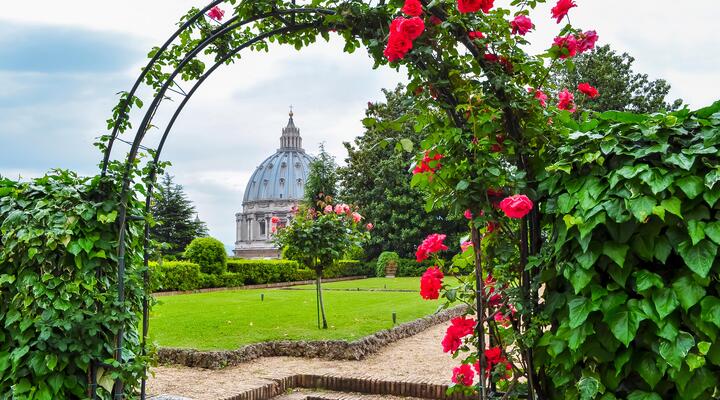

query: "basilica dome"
xmin=242 ymin=113 xmax=313 ymax=203
xmin=234 ymin=111 xmax=313 ymax=259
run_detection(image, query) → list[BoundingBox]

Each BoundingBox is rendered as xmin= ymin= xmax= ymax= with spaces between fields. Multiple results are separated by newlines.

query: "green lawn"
xmin=149 ymin=283 xmax=441 ymax=350
xmin=295 ymin=276 xmax=460 ymax=291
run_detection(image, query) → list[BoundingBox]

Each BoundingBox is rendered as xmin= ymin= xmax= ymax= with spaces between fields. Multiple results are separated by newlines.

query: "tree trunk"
xmin=316 ymin=268 xmax=328 ymax=329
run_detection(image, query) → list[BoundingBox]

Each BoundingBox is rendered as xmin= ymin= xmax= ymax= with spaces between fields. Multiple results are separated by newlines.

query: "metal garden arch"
xmin=98 ymin=2 xmax=340 ymax=398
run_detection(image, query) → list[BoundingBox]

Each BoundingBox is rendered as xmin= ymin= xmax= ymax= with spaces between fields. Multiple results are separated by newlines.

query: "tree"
xmin=274 ymin=204 xmax=367 ymax=329
xmin=184 ymin=237 xmax=227 ymax=275
xmin=304 ymin=144 xmax=338 ymax=206
xmin=552 ymin=44 xmax=683 ymax=113
xmin=151 ymin=174 xmax=208 ymax=257
xmin=339 ymin=85 xmax=465 ymax=260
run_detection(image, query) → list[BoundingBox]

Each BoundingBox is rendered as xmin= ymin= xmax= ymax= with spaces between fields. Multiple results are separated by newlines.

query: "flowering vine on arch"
xmin=96 ymin=0 xmax=606 ymax=397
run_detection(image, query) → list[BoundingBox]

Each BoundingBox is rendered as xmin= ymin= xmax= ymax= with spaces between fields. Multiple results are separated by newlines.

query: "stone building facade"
xmin=233 ymin=111 xmax=312 ymax=258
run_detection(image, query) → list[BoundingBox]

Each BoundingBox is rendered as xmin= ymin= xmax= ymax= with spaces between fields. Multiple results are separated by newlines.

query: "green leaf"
xmin=627 ymin=391 xmax=662 ymax=400
xmin=634 ymin=270 xmax=663 ymax=292
xmin=686 ymin=354 xmax=705 ymax=371
xmin=664 ymin=153 xmax=696 ymax=170
xmin=698 ymin=341 xmax=711 ymax=355
xmin=677 ymin=240 xmax=718 ymax=278
xmin=705 ymin=221 xmax=720 ymax=245
xmin=569 ymin=297 xmax=594 ymax=329
xmin=672 ymin=275 xmax=706 ymax=310
xmin=676 ymin=176 xmax=704 ymax=199
xmin=660 ymin=197 xmax=682 ymax=218
xmin=577 ymin=376 xmax=601 ymax=400
xmin=700 ymin=296 xmax=720 ymax=328
xmin=603 ymin=242 xmax=629 ymax=268
xmin=652 ymin=288 xmax=679 ymax=319
xmin=659 ymin=331 xmax=695 ymax=369
xmin=569 ymin=265 xmax=594 ymax=294
xmin=627 ymin=196 xmax=655 ymax=222
xmin=577 ymin=245 xmax=601 ymax=270
xmin=653 ymin=236 xmax=672 ymax=263
xmin=605 ymin=304 xmax=645 ymax=347
xmin=687 ymin=220 xmax=706 ymax=245
xmin=637 ymin=353 xmax=664 ymax=389
xmin=399 ymin=138 xmax=414 ymax=153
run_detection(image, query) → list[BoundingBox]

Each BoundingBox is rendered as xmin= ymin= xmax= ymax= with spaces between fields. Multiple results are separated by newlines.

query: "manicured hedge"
xmin=150 ymin=258 xmax=371 ymax=292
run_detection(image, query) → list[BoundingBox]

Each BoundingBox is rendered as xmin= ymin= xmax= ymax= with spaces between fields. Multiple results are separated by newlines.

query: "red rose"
xmin=398 ymin=17 xmax=425 ymax=40
xmin=270 ymin=216 xmax=280 ymax=223
xmin=553 ymin=34 xmax=578 ymax=59
xmin=577 ymin=30 xmax=598 ymax=53
xmin=476 ymin=347 xmax=512 ymax=379
xmin=413 ymin=151 xmax=443 ymax=175
xmin=420 ymin=266 xmax=444 ymax=299
xmin=416 ymin=233 xmax=448 ymax=262
xmin=528 ymin=87 xmax=548 ymax=107
xmin=457 ymin=0 xmax=494 ymax=14
xmin=402 ymin=0 xmax=423 ymax=17
xmin=510 ymin=15 xmax=533 ymax=35
xmin=577 ymin=82 xmax=599 ymax=98
xmin=207 ymin=6 xmax=225 ymax=21
xmin=490 ymin=144 xmax=503 ymax=152
xmin=486 ymin=221 xmax=498 ymax=233
xmin=442 ymin=316 xmax=476 ymax=352
xmin=468 ymin=31 xmax=484 ymax=39
xmin=498 ymin=194 xmax=534 ymax=219
xmin=484 ymin=53 xmax=498 ymax=62
xmin=464 ymin=209 xmax=473 ymax=220
xmin=383 ymin=31 xmax=413 ymax=62
xmin=557 ymin=88 xmax=576 ymax=112
xmin=550 ymin=0 xmax=577 ymax=23
xmin=451 ymin=364 xmax=475 ymax=386
xmin=430 ymin=15 xmax=443 ymax=26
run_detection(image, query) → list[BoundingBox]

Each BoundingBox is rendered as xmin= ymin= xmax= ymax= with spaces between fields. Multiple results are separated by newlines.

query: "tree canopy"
xmin=339 ymin=85 xmax=465 ymax=260
xmin=552 ymin=44 xmax=683 ymax=113
xmin=304 ymin=144 xmax=339 ymax=206
xmin=150 ymin=174 xmax=208 ymax=257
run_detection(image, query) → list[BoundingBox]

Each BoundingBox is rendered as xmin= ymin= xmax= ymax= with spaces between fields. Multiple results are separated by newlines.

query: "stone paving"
xmin=148 ymin=322 xmax=456 ymax=400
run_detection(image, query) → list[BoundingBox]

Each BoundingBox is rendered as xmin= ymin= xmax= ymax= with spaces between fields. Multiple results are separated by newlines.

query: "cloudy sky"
xmin=1 ymin=1 xmax=718 ymax=251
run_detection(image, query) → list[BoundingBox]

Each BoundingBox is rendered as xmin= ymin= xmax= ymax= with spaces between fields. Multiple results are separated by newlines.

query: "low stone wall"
xmin=218 ymin=374 xmax=477 ymax=400
xmin=158 ymin=305 xmax=468 ymax=369
xmin=153 ymin=276 xmax=367 ymax=297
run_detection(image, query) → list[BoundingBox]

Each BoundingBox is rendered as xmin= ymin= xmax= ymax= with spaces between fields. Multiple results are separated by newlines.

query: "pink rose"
xmin=557 ymin=88 xmax=576 ymax=112
xmin=511 ymin=15 xmax=533 ymax=35
xmin=498 ymin=194 xmax=533 ymax=219
xmin=207 ymin=6 xmax=225 ymax=21
xmin=351 ymin=212 xmax=363 ymax=223
xmin=325 ymin=205 xmax=334 ymax=214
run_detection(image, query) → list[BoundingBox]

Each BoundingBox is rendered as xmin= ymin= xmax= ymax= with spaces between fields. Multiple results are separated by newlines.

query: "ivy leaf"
xmin=569 ymin=266 xmax=594 ymax=294
xmin=577 ymin=376 xmax=601 ymax=400
xmin=698 ymin=341 xmax=711 ymax=355
xmin=399 ymin=138 xmax=413 ymax=153
xmin=652 ymin=288 xmax=679 ymax=319
xmin=627 ymin=196 xmax=655 ymax=222
xmin=700 ymin=296 xmax=720 ymax=329
xmin=568 ymin=297 xmax=594 ymax=329
xmin=605 ymin=302 xmax=645 ymax=347
xmin=672 ymin=275 xmax=706 ymax=311
xmin=455 ymin=180 xmax=469 ymax=191
xmin=676 ymin=176 xmax=704 ymax=199
xmin=653 ymin=236 xmax=672 ymax=263
xmin=704 ymin=221 xmax=720 ymax=245
xmin=637 ymin=353 xmax=664 ymax=389
xmin=659 ymin=331 xmax=695 ymax=369
xmin=664 ymin=153 xmax=696 ymax=170
xmin=660 ymin=197 xmax=682 ymax=218
xmin=704 ymin=188 xmax=720 ymax=207
xmin=687 ymin=220 xmax=706 ymax=245
xmin=603 ymin=242 xmax=629 ymax=268
xmin=677 ymin=240 xmax=718 ymax=278
xmin=627 ymin=391 xmax=662 ymax=400
xmin=633 ymin=270 xmax=663 ymax=292
xmin=686 ymin=354 xmax=706 ymax=371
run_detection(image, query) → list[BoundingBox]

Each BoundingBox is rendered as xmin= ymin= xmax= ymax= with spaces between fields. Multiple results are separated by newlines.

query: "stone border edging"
xmin=218 ymin=374 xmax=475 ymax=400
xmin=157 ymin=305 xmax=468 ymax=369
xmin=278 ymin=287 xmax=416 ymax=293
xmin=153 ymin=276 xmax=367 ymax=297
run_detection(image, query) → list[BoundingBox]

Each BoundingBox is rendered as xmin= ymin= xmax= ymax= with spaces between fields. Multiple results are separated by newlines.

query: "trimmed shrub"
xmin=226 ymin=259 xmax=300 ymax=284
xmin=397 ymin=258 xmax=433 ymax=277
xmin=295 ymin=268 xmax=317 ymax=281
xmin=184 ymin=237 xmax=227 ymax=275
xmin=376 ymin=251 xmax=400 ymax=277
xmin=323 ymin=259 xmax=368 ymax=278
xmin=150 ymin=261 xmax=201 ymax=291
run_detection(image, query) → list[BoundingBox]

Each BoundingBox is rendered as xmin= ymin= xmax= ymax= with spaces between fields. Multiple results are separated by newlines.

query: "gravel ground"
xmin=147 ymin=322 xmax=456 ymax=400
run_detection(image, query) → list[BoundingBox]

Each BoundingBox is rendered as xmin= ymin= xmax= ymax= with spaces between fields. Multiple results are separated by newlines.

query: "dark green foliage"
xmin=304 ymin=144 xmax=338 ymax=206
xmin=0 ymin=171 xmax=147 ymax=398
xmin=339 ymin=85 xmax=465 ymax=259
xmin=151 ymin=261 xmax=202 ymax=291
xmin=226 ymin=259 xmax=301 ymax=284
xmin=396 ymin=258 xmax=433 ymax=277
xmin=150 ymin=174 xmax=207 ymax=257
xmin=536 ymin=103 xmax=720 ymax=399
xmin=184 ymin=237 xmax=227 ymax=275
xmin=552 ymin=45 xmax=683 ymax=113
xmin=323 ymin=260 xmax=368 ymax=278
xmin=376 ymin=251 xmax=400 ymax=277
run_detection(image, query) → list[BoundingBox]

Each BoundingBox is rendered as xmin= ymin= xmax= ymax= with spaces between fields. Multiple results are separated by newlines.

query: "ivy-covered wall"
xmin=536 ymin=103 xmax=720 ymax=399
xmin=0 ymin=171 xmax=147 ymax=398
